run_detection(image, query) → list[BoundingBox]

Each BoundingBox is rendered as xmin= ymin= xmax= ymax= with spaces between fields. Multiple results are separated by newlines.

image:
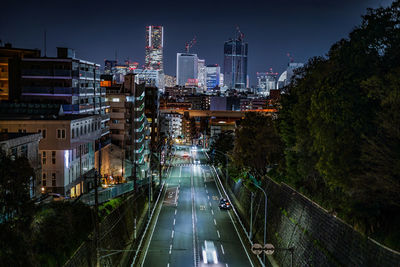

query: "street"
xmin=141 ymin=146 xmax=253 ymax=267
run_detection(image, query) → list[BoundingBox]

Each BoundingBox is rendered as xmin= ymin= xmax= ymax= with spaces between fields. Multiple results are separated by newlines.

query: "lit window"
xmin=112 ymin=98 xmax=120 ymax=102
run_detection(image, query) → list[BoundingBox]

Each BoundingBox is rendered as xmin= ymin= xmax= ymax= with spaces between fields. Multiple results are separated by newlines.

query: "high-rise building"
xmin=257 ymin=71 xmax=278 ymax=96
xmin=206 ymin=64 xmax=220 ymax=90
xmin=104 ymin=60 xmax=117 ymax=74
xmin=164 ymin=74 xmax=176 ymax=87
xmin=145 ymin=26 xmax=164 ymax=71
xmin=223 ymin=37 xmax=248 ymax=90
xmin=197 ymin=59 xmax=207 ymax=91
xmin=176 ymin=53 xmax=198 ymax=86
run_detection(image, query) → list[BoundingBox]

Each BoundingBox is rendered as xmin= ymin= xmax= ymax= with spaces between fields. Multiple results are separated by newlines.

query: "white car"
xmin=194 ymin=159 xmax=200 ymax=164
xmin=202 ymin=240 xmax=218 ymax=264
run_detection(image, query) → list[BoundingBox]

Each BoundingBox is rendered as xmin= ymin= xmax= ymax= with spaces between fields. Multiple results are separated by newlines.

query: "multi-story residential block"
xmin=0 ymin=43 xmax=41 ymax=101
xmin=0 ymin=132 xmax=42 ymax=197
xmin=0 ymin=106 xmax=102 ymax=197
xmin=106 ymin=74 xmax=149 ymax=180
xmin=160 ymin=112 xmax=183 ymax=138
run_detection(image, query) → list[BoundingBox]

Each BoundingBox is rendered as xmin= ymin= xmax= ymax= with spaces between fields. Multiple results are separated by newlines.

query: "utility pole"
xmin=94 ymin=170 xmax=100 ymax=267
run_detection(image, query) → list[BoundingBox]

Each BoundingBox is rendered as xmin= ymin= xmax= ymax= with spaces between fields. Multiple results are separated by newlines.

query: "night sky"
xmin=1 ymin=0 xmax=392 ymax=86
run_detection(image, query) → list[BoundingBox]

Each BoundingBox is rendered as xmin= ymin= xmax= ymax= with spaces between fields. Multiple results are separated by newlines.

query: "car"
xmin=183 ymin=153 xmax=189 ymax=158
xmin=194 ymin=159 xmax=200 ymax=164
xmin=49 ymin=193 xmax=66 ymax=201
xmin=202 ymin=240 xmax=219 ymax=264
xmin=219 ymin=198 xmax=232 ymax=210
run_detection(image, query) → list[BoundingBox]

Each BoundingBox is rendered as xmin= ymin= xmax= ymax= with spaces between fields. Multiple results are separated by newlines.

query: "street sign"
xmin=248 ymin=173 xmax=261 ymax=187
xmin=264 ymin=243 xmax=275 ymax=255
xmin=251 ymin=243 xmax=263 ymax=255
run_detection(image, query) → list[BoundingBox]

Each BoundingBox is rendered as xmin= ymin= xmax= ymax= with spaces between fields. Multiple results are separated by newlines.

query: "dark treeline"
xmin=212 ymin=1 xmax=400 ymax=250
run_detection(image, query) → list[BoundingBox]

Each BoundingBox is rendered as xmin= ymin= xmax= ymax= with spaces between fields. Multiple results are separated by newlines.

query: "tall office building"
xmin=223 ymin=37 xmax=248 ymax=90
xmin=197 ymin=59 xmax=207 ymax=91
xmin=206 ymin=64 xmax=220 ymax=90
xmin=145 ymin=26 xmax=164 ymax=71
xmin=176 ymin=53 xmax=198 ymax=86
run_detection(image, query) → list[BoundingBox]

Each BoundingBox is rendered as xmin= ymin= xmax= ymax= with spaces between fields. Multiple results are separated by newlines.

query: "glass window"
xmin=52 ymin=173 xmax=56 ymax=186
xmin=52 ymin=151 xmax=56 ymax=164
xmin=20 ymin=145 xmax=28 ymax=158
xmin=42 ymin=151 xmax=46 ymax=165
xmin=42 ymin=173 xmax=46 ymax=187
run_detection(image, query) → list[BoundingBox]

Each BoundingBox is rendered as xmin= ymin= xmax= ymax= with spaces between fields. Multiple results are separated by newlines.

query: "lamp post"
xmin=251 ymin=178 xmax=268 ymax=266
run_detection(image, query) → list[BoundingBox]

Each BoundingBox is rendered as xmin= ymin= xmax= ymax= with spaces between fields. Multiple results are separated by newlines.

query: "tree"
xmin=209 ymin=130 xmax=234 ymax=168
xmin=232 ymin=112 xmax=283 ymax=177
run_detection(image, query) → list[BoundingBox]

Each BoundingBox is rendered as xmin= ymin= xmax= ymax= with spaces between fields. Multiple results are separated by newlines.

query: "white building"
xmin=161 ymin=112 xmax=183 ymax=138
xmin=176 ymin=53 xmax=198 ymax=86
xmin=0 ymin=112 xmax=102 ymax=197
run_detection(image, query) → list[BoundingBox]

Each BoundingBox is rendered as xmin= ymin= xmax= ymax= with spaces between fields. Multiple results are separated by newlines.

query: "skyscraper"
xmin=197 ymin=59 xmax=207 ymax=91
xmin=223 ymin=36 xmax=248 ymax=90
xmin=206 ymin=64 xmax=220 ymax=90
xmin=176 ymin=53 xmax=198 ymax=86
xmin=145 ymin=26 xmax=163 ymax=71
xmin=257 ymin=71 xmax=278 ymax=96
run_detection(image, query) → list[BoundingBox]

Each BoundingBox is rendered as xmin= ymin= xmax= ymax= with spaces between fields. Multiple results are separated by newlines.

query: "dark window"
xmin=52 ymin=151 xmax=56 ymax=164
xmin=52 ymin=173 xmax=56 ymax=186
xmin=42 ymin=173 xmax=46 ymax=187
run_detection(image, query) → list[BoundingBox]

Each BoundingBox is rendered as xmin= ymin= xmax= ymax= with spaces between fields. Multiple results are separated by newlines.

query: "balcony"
xmin=0 ymin=72 xmax=8 ymax=79
xmin=22 ymin=69 xmax=72 ymax=77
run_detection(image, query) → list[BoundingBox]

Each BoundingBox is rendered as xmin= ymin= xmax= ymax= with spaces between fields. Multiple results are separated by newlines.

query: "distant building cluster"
xmin=0 ymin=24 xmax=302 ymax=202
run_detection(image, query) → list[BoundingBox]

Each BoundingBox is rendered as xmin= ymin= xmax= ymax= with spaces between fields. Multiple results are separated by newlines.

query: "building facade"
xmin=0 ymin=43 xmax=41 ymax=101
xmin=223 ymin=38 xmax=248 ymax=90
xmin=0 ymin=113 xmax=102 ymax=197
xmin=197 ymin=59 xmax=207 ymax=91
xmin=145 ymin=26 xmax=164 ymax=71
xmin=206 ymin=64 xmax=221 ymax=90
xmin=176 ymin=53 xmax=198 ymax=86
xmin=257 ymin=72 xmax=277 ymax=96
xmin=0 ymin=132 xmax=42 ymax=198
xmin=106 ymin=74 xmax=149 ymax=180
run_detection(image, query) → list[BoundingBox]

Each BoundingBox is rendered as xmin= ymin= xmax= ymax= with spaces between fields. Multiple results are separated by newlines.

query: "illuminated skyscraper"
xmin=223 ymin=36 xmax=248 ymax=90
xmin=145 ymin=26 xmax=163 ymax=71
xmin=206 ymin=64 xmax=220 ymax=90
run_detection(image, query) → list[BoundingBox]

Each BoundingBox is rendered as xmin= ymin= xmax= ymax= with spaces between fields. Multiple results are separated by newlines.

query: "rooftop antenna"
xmin=44 ymin=29 xmax=47 ymax=57
xmin=236 ymin=26 xmax=244 ymax=41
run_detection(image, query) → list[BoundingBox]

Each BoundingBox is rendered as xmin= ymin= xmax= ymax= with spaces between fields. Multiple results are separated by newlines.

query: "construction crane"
xmin=185 ymin=36 xmax=197 ymax=53
xmin=287 ymin=53 xmax=294 ymax=63
xmin=236 ymin=26 xmax=245 ymax=41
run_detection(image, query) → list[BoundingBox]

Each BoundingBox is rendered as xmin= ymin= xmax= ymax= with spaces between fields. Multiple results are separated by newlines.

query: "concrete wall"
xmin=226 ymin=176 xmax=400 ymax=266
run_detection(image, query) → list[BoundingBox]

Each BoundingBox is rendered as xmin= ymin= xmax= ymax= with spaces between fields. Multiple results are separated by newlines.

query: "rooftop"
xmin=0 ymin=132 xmax=41 ymax=142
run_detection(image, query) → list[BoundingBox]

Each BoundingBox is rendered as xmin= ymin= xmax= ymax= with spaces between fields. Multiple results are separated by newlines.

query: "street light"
xmin=250 ymin=174 xmax=268 ymax=266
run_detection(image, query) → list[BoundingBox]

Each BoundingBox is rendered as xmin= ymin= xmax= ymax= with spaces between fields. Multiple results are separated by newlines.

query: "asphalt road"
xmin=142 ymin=146 xmax=252 ymax=267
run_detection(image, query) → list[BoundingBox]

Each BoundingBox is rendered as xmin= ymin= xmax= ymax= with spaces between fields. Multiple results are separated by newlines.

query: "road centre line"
xmin=171 ymin=230 xmax=174 ymax=239
xmin=217 ymin=230 xmax=220 ymax=238
xmin=169 ymin=244 xmax=172 ymax=254
xmin=173 ymin=218 xmax=176 ymax=225
xmin=211 ymin=209 xmax=214 ymax=215
xmin=175 ymin=209 xmax=177 ymax=215
xmin=221 ymin=244 xmax=225 ymax=254
xmin=214 ymin=219 xmax=217 ymax=225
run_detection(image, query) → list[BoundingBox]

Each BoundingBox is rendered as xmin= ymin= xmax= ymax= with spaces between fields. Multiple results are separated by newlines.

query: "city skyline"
xmin=1 ymin=0 xmax=392 ymax=86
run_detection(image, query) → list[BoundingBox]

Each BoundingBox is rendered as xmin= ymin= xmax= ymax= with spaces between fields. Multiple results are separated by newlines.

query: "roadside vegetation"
xmin=211 ymin=1 xmax=400 ymax=250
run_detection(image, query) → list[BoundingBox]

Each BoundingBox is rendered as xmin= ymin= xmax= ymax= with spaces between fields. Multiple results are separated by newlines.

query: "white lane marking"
xmin=214 ymin=219 xmax=217 ymax=225
xmin=167 ymin=264 xmax=169 ymax=267
xmin=217 ymin=230 xmax=220 ymax=238
xmin=175 ymin=209 xmax=177 ymax=215
xmin=173 ymin=219 xmax=176 ymax=225
xmin=221 ymin=244 xmax=225 ymax=254
xmin=226 ymin=264 xmax=229 ymax=267
xmin=211 ymin=209 xmax=214 ymax=215
xmin=179 ymin=166 xmax=182 ymax=177
xmin=169 ymin=244 xmax=172 ymax=254
xmin=205 ymin=184 xmax=207 ymax=188
xmin=208 ymin=196 xmax=210 ymax=200
xmin=210 ymin=165 xmax=255 ymax=267
xmin=206 ymin=189 xmax=208 ymax=193
xmin=179 ymin=179 xmax=181 ymax=183
xmin=171 ymin=230 xmax=174 ymax=239
xmin=209 ymin=202 xmax=212 ymax=207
